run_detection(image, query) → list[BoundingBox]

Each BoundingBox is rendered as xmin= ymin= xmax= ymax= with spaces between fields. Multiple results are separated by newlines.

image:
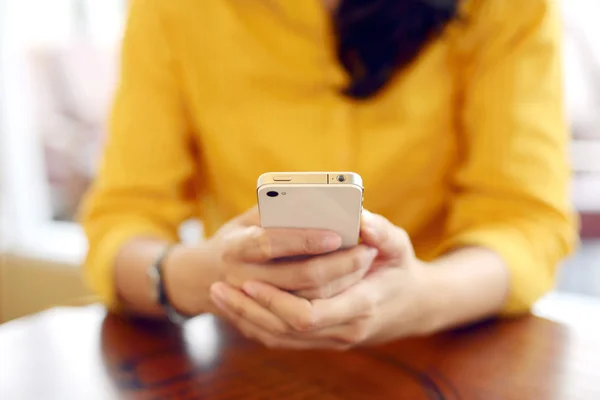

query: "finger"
xmin=361 ymin=210 xmax=413 ymax=261
xmin=214 ymin=286 xmax=349 ymax=350
xmin=227 ymin=244 xmax=377 ymax=292
xmin=294 ymin=258 xmax=371 ymax=300
xmin=218 ymin=207 xmax=260 ymax=236
xmin=232 ymin=206 xmax=261 ymax=227
xmin=241 ymin=281 xmax=317 ymax=331
xmin=290 ymin=321 xmax=371 ymax=347
xmin=210 ymin=282 xmax=289 ymax=336
xmin=309 ymin=281 xmax=381 ymax=329
xmin=261 ymin=245 xmax=378 ymax=292
xmin=222 ymin=226 xmax=342 ymax=264
xmin=243 ymin=278 xmax=379 ymax=331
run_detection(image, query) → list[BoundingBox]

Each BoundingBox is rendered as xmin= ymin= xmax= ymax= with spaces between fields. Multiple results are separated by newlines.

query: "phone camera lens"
xmin=266 ymin=191 xmax=279 ymax=198
xmin=336 ymin=175 xmax=346 ymax=183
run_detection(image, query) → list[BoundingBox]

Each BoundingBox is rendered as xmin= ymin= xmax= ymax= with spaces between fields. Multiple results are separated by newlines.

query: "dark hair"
xmin=334 ymin=0 xmax=460 ymax=100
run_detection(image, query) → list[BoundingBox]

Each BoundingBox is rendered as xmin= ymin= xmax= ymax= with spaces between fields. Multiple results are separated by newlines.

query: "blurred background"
xmin=0 ymin=0 xmax=599 ymax=323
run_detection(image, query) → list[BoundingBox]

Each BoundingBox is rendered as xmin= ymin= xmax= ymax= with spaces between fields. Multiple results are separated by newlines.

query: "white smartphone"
xmin=257 ymin=172 xmax=364 ymax=248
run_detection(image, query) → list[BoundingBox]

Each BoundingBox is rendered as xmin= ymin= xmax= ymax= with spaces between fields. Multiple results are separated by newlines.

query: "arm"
xmin=80 ymin=0 xmax=209 ymax=317
xmin=195 ymin=1 xmax=579 ymax=346
xmin=81 ymin=0 xmax=380 ymax=320
xmin=423 ymin=247 xmax=508 ymax=331
xmin=429 ymin=0 xmax=578 ymax=324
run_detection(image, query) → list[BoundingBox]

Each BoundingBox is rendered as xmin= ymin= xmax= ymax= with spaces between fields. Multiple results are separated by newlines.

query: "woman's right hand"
xmin=163 ymin=207 xmax=378 ymax=317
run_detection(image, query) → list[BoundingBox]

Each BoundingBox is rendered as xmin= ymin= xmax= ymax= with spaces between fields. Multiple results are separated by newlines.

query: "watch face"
xmin=146 ymin=266 xmax=160 ymax=303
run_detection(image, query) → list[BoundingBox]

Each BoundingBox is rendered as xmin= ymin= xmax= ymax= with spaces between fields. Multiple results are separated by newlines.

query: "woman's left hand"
xmin=209 ymin=210 xmax=440 ymax=349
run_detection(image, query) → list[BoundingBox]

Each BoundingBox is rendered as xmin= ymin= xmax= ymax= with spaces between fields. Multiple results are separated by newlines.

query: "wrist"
xmin=411 ymin=261 xmax=447 ymax=336
xmin=162 ymin=243 xmax=218 ymax=316
xmin=417 ymin=247 xmax=509 ymax=334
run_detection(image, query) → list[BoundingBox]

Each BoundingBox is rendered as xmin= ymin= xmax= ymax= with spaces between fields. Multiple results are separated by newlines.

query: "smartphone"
xmin=257 ymin=172 xmax=364 ymax=248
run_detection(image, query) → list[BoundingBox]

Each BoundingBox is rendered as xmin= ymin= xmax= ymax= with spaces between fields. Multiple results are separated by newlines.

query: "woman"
xmin=81 ymin=0 xmax=577 ymax=348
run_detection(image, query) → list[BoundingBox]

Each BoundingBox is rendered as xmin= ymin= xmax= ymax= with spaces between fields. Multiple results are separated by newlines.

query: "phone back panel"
xmin=257 ymin=183 xmax=363 ymax=248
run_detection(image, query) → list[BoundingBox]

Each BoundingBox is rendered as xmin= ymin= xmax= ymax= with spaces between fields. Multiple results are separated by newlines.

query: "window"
xmin=0 ymin=0 xmax=126 ymax=263
xmin=563 ymin=1 xmax=600 ymax=213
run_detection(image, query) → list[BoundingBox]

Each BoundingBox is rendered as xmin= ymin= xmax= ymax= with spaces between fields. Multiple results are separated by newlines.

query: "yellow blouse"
xmin=80 ymin=0 xmax=578 ymax=314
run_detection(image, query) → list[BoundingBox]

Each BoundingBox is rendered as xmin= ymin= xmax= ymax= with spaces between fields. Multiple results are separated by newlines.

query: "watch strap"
xmin=152 ymin=245 xmax=192 ymax=323
xmin=154 ymin=245 xmax=174 ymax=306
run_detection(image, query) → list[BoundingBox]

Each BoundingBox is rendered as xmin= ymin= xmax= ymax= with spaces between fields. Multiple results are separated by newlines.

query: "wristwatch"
xmin=147 ymin=245 xmax=192 ymax=324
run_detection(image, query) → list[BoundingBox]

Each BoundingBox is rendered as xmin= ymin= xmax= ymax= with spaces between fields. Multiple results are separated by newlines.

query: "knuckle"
xmin=379 ymin=226 xmax=393 ymax=246
xmin=316 ymin=287 xmax=328 ymax=300
xmin=353 ymin=286 xmax=378 ymax=318
xmin=230 ymin=301 xmax=247 ymax=319
xmin=343 ymin=324 xmax=369 ymax=345
xmin=220 ymin=226 xmax=271 ymax=263
xmin=220 ymin=235 xmax=238 ymax=263
xmin=290 ymin=305 xmax=315 ymax=331
xmin=302 ymin=260 xmax=324 ymax=288
xmin=261 ymin=293 xmax=275 ymax=310
xmin=301 ymin=234 xmax=320 ymax=254
xmin=392 ymin=227 xmax=414 ymax=258
xmin=319 ymin=283 xmax=334 ymax=299
xmin=362 ymin=294 xmax=378 ymax=318
xmin=292 ymin=316 xmax=313 ymax=331
xmin=237 ymin=307 xmax=249 ymax=320
xmin=395 ymin=227 xmax=410 ymax=245
xmin=373 ymin=213 xmax=390 ymax=227
xmin=299 ymin=286 xmax=334 ymax=301
xmin=249 ymin=227 xmax=272 ymax=260
xmin=351 ymin=251 xmax=365 ymax=272
xmin=273 ymin=323 xmax=291 ymax=337
xmin=295 ymin=289 xmax=315 ymax=300
xmin=303 ymin=285 xmax=329 ymax=300
xmin=339 ymin=276 xmax=360 ymax=295
xmin=305 ymin=287 xmax=326 ymax=301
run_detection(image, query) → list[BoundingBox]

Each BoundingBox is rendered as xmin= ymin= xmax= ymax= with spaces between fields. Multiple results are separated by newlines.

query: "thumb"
xmin=360 ymin=210 xmax=414 ymax=262
xmin=232 ymin=206 xmax=261 ymax=227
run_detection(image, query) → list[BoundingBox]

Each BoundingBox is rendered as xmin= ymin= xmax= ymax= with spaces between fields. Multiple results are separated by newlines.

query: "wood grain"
xmin=0 ymin=306 xmax=599 ymax=399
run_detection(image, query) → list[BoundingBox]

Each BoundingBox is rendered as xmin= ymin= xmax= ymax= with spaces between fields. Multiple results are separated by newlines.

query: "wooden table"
xmin=0 ymin=306 xmax=599 ymax=399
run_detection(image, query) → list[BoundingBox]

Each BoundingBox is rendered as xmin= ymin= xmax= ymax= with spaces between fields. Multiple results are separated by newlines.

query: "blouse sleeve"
xmin=439 ymin=0 xmax=579 ymax=314
xmin=79 ymin=0 xmax=200 ymax=308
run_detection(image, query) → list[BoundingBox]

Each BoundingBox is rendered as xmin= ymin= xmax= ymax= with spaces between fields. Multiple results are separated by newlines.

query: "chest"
xmin=169 ymin=2 xmax=460 ymax=210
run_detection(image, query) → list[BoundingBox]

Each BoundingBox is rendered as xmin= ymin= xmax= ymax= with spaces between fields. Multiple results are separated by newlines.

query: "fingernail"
xmin=242 ymin=281 xmax=259 ymax=298
xmin=322 ymin=235 xmax=342 ymax=250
